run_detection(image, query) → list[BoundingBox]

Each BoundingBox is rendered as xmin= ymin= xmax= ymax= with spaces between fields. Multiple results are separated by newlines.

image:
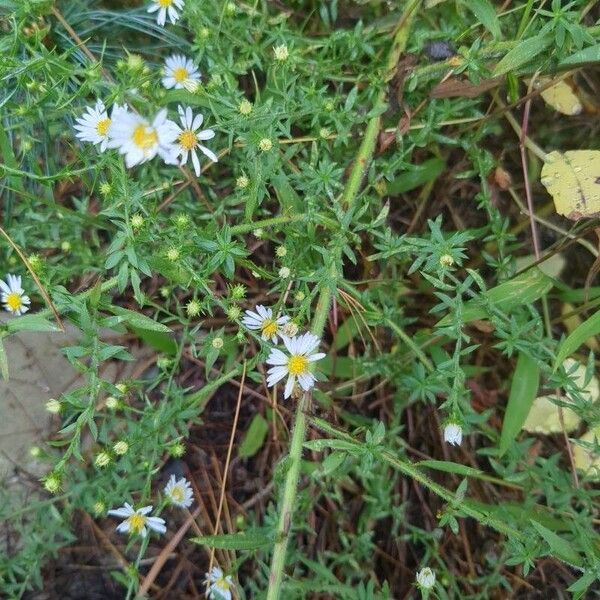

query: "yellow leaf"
xmin=522 ymin=359 xmax=598 ymax=434
xmin=541 ymin=150 xmax=600 ymax=220
xmin=535 ymin=77 xmax=583 ymax=116
xmin=573 ymin=427 xmax=600 ymax=477
xmin=561 ymin=303 xmax=599 ymax=351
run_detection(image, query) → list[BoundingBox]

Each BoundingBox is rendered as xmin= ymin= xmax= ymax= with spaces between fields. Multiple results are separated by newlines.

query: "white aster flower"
xmin=443 ymin=422 xmax=463 ymax=446
xmin=204 ymin=566 xmax=234 ymax=600
xmin=0 ymin=273 xmax=30 ymax=315
xmin=107 ymin=502 xmax=166 ymax=537
xmin=164 ymin=474 xmax=194 ymax=508
xmin=162 ymin=54 xmax=201 ymax=92
xmin=266 ymin=332 xmax=326 ymax=398
xmin=108 ymin=108 xmax=179 ymax=168
xmin=242 ymin=305 xmax=289 ymax=344
xmin=74 ymin=101 xmax=127 ymax=152
xmin=416 ymin=567 xmax=436 ymax=590
xmin=173 ymin=105 xmax=217 ymax=176
xmin=147 ymin=0 xmax=184 ymax=26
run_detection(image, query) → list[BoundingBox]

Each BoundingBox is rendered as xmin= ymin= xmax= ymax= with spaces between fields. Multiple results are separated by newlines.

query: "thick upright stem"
xmin=265 ymin=3 xmax=421 ymax=597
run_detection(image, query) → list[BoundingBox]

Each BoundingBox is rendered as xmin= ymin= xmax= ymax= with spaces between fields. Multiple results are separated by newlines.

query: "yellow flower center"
xmin=261 ymin=319 xmax=278 ymax=338
xmin=127 ymin=513 xmax=146 ymax=535
xmin=173 ymin=67 xmax=189 ymax=83
xmin=216 ymin=577 xmax=231 ymax=591
xmin=170 ymin=486 xmax=185 ymax=502
xmin=288 ymin=355 xmax=308 ymax=376
xmin=96 ymin=117 xmax=111 ymax=136
xmin=5 ymin=292 xmax=22 ymax=312
xmin=158 ymin=0 xmax=173 ymax=6
xmin=178 ymin=129 xmax=197 ymax=150
xmin=132 ymin=125 xmax=158 ymax=150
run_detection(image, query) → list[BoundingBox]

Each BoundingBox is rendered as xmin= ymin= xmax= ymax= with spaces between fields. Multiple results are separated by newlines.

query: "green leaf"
xmin=131 ymin=326 xmax=178 ymax=355
xmin=6 ymin=314 xmax=60 ymax=333
xmin=418 ymin=459 xmax=485 ymax=478
xmin=530 ymin=520 xmax=582 ymax=566
xmin=438 ymin=267 xmax=553 ymax=325
xmin=273 ymin=170 xmax=301 ymax=211
xmin=304 ymin=438 xmax=363 ymax=454
xmin=559 ymin=44 xmax=600 ymax=67
xmin=463 ymin=0 xmax=501 ymax=38
xmin=319 ymin=355 xmax=363 ymax=378
xmin=387 ymin=157 xmax=445 ymax=195
xmin=494 ymin=34 xmax=552 ymax=75
xmin=568 ymin=570 xmax=598 ymax=598
xmin=191 ymin=530 xmax=272 ymax=550
xmin=499 ymin=352 xmax=539 ymax=455
xmin=109 ymin=306 xmax=171 ymax=333
xmin=163 ymin=89 xmax=210 ymax=108
xmin=238 ymin=414 xmax=269 ymax=458
xmin=555 ymin=309 xmax=600 ymax=369
xmin=333 ymin=317 xmax=360 ymax=351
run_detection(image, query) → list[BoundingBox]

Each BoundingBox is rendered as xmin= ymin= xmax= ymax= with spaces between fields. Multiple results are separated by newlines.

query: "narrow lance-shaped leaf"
xmin=499 ymin=352 xmax=540 ymax=455
xmin=555 ymin=309 xmax=600 ymax=369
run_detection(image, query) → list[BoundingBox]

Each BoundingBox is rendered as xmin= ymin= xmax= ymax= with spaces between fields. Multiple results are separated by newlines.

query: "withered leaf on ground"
xmin=430 ymin=76 xmax=504 ymax=98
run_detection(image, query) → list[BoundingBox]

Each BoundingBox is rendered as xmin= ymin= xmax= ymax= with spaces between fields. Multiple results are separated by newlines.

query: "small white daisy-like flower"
xmin=164 ymin=474 xmax=194 ymax=508
xmin=242 ymin=305 xmax=289 ymax=344
xmin=107 ymin=503 xmax=166 ymax=537
xmin=0 ymin=274 xmax=30 ymax=315
xmin=162 ymin=54 xmax=201 ymax=92
xmin=172 ymin=105 xmax=217 ymax=176
xmin=147 ymin=0 xmax=184 ymax=26
xmin=74 ymin=101 xmax=127 ymax=152
xmin=416 ymin=567 xmax=436 ymax=590
xmin=205 ymin=566 xmax=234 ymax=600
xmin=443 ymin=423 xmax=463 ymax=446
xmin=108 ymin=108 xmax=179 ymax=168
xmin=266 ymin=332 xmax=326 ymax=399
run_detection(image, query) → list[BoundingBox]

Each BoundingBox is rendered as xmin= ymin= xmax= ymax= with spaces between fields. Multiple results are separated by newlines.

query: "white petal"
xmin=266 ymin=366 xmax=288 ymax=386
xmin=256 ymin=305 xmax=269 ymax=318
xmin=116 ymin=521 xmax=130 ymax=533
xmin=191 ymin=149 xmax=201 ymax=176
xmin=147 ymin=516 xmax=167 ymax=534
xmin=282 ymin=335 xmax=295 ymax=354
xmin=192 ymin=113 xmax=204 ymax=130
xmin=308 ymin=352 xmax=326 ymax=362
xmin=298 ymin=372 xmax=315 ymax=391
xmin=108 ymin=505 xmax=134 ymax=518
xmin=266 ymin=349 xmax=289 ymax=366
xmin=199 ymin=145 xmax=218 ymax=163
xmin=197 ymin=129 xmax=215 ymax=141
xmin=284 ymin=375 xmax=295 ymax=399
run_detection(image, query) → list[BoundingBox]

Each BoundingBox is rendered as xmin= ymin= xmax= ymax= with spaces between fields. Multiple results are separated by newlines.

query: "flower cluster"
xmin=74 ymin=99 xmax=216 ymax=177
xmin=106 ymin=473 xmax=234 ymax=596
xmin=73 ymin=45 xmax=215 ymax=177
xmin=242 ymin=305 xmax=326 ymax=399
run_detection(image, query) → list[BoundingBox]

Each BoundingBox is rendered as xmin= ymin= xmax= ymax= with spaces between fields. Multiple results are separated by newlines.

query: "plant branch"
xmin=266 ymin=3 xmax=422 ymax=597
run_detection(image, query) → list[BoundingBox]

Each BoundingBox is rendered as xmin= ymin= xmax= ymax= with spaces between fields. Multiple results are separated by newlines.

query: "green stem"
xmin=267 ymin=279 xmax=333 ymax=599
xmin=266 ymin=3 xmax=421 ymax=598
xmin=230 ymin=213 xmax=304 ymax=235
xmin=341 ymin=0 xmax=421 ymax=213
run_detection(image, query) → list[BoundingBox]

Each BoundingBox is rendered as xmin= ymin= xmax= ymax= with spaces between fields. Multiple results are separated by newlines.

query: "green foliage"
xmin=1 ymin=0 xmax=600 ymax=598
